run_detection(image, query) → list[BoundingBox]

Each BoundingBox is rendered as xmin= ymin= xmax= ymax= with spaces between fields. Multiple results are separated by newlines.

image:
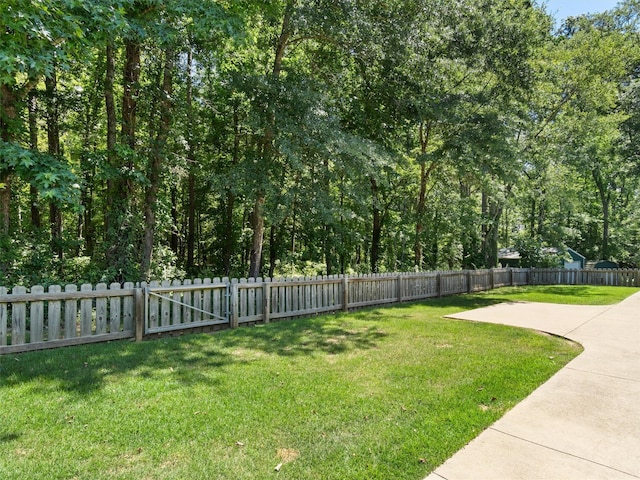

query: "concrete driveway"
xmin=425 ymin=291 xmax=640 ymax=480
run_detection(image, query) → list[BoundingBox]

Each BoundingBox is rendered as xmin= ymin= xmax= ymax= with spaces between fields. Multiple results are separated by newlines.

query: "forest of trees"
xmin=1 ymin=0 xmax=639 ymax=286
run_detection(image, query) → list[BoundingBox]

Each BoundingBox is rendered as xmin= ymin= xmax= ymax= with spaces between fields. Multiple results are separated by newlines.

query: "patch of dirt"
xmin=276 ymin=447 xmax=300 ymax=464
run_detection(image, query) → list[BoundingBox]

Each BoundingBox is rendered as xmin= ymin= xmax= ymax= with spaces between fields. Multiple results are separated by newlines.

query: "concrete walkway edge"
xmin=424 ymin=291 xmax=640 ymax=480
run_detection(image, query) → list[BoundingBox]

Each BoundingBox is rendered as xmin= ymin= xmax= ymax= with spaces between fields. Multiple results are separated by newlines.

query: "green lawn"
xmin=467 ymin=284 xmax=640 ymax=305
xmin=1 ymin=286 xmax=634 ymax=479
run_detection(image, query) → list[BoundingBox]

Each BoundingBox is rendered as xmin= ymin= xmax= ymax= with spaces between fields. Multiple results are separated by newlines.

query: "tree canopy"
xmin=1 ymin=0 xmax=639 ymax=285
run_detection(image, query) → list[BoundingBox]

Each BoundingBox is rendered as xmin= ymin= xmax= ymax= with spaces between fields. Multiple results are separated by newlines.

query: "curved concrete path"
xmin=426 ymin=291 xmax=640 ymax=480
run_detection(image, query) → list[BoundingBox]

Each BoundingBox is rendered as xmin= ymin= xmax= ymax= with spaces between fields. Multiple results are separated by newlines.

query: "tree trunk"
xmin=170 ymin=185 xmax=179 ymax=255
xmin=142 ymin=49 xmax=174 ymax=278
xmin=481 ymin=192 xmax=502 ymax=268
xmin=413 ymin=121 xmax=435 ymax=269
xmin=78 ymin=52 xmax=105 ymax=258
xmin=247 ymin=0 xmax=293 ymax=277
xmin=222 ymin=103 xmax=241 ymax=276
xmin=106 ymin=40 xmax=140 ymax=278
xmin=529 ymin=197 xmax=536 ymax=238
xmin=602 ymin=197 xmax=610 ymax=259
xmin=322 ymin=159 xmax=333 ymax=275
xmin=0 ymin=171 xmax=11 ymax=237
xmin=185 ymin=49 xmax=197 ymax=275
xmin=459 ymin=180 xmax=480 ymax=269
xmin=104 ymin=42 xmax=117 ymax=238
xmin=186 ymin=172 xmax=196 ymax=274
xmin=370 ymin=178 xmax=381 ymax=273
xmin=428 ymin=210 xmax=439 ymax=269
xmin=268 ymin=224 xmax=277 ymax=278
xmin=593 ymin=171 xmax=611 ymax=260
xmin=249 ymin=194 xmax=265 ymax=278
xmin=0 ymin=83 xmax=18 ymax=235
xmin=290 ymin=198 xmax=298 ymax=255
xmin=45 ymin=74 xmax=63 ymax=263
xmin=324 ymin=224 xmax=333 ymax=275
xmin=223 ymin=190 xmax=235 ymax=276
xmin=536 ymin=187 xmax=546 ymax=237
xmin=121 ymin=41 xmax=140 ymax=150
xmin=28 ymin=90 xmax=42 ymax=229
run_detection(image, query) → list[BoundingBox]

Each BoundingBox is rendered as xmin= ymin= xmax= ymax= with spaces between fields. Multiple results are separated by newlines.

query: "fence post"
xmin=263 ymin=281 xmax=271 ymax=324
xmin=490 ymin=269 xmax=495 ymax=290
xmin=230 ymin=280 xmax=239 ymax=328
xmin=437 ymin=273 xmax=442 ymax=298
xmin=466 ymin=271 xmax=472 ymax=294
xmin=510 ymin=268 xmax=514 ymax=286
xmin=396 ymin=274 xmax=403 ymax=303
xmin=135 ymin=287 xmax=144 ymax=342
xmin=342 ymin=276 xmax=349 ymax=312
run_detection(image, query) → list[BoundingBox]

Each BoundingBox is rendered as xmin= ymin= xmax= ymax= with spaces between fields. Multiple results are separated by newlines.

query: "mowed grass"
xmin=467 ymin=284 xmax=640 ymax=305
xmin=4 ymin=286 xmax=633 ymax=479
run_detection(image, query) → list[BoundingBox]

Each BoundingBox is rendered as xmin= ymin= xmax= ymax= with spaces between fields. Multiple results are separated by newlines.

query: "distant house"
xmin=586 ymin=260 xmax=619 ymax=269
xmin=498 ymin=248 xmax=521 ymax=267
xmin=498 ymin=246 xmax=586 ymax=269
xmin=564 ymin=248 xmax=586 ymax=269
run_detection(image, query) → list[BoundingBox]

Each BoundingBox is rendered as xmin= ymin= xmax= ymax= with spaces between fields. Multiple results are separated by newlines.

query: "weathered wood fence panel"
xmin=349 ymin=274 xmax=398 ymax=308
xmin=144 ymin=279 xmax=229 ymax=335
xmin=441 ymin=272 xmax=469 ymax=295
xmin=267 ymin=276 xmax=344 ymax=321
xmin=2 ymin=268 xmax=639 ymax=354
xmin=512 ymin=269 xmax=529 ymax=286
xmin=530 ymin=268 xmax=640 ymax=287
xmin=468 ymin=271 xmax=490 ymax=292
xmin=401 ymin=273 xmax=439 ymax=301
xmin=0 ymin=283 xmax=136 ymax=354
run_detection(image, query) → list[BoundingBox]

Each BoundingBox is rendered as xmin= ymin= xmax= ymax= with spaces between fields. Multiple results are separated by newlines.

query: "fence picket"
xmin=183 ymin=279 xmax=192 ymax=323
xmin=247 ymin=278 xmax=255 ymax=317
xmin=11 ymin=286 xmax=27 ymax=345
xmin=212 ymin=277 xmax=222 ymax=320
xmin=96 ymin=283 xmax=108 ymax=335
xmin=30 ymin=286 xmax=45 ymax=343
xmin=193 ymin=279 xmax=202 ymax=323
xmin=172 ymin=280 xmax=182 ymax=326
xmin=239 ymin=278 xmax=247 ymax=319
xmin=123 ymin=282 xmax=134 ymax=332
xmin=109 ymin=283 xmax=121 ymax=333
xmin=64 ymin=284 xmax=78 ymax=339
xmin=291 ymin=279 xmax=298 ymax=313
xmin=48 ymin=285 xmax=62 ymax=341
xmin=256 ymin=277 xmax=263 ymax=316
xmin=161 ymin=280 xmax=171 ymax=327
xmin=80 ymin=284 xmax=93 ymax=336
xmin=202 ymin=278 xmax=212 ymax=321
xmin=148 ymin=281 xmax=160 ymax=329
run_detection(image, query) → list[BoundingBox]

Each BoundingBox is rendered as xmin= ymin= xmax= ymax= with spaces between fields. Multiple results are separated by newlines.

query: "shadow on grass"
xmin=0 ymin=316 xmax=387 ymax=396
xmin=527 ymin=286 xmax=605 ymax=297
xmin=0 ymin=433 xmax=20 ymax=443
xmin=405 ymin=295 xmax=505 ymax=311
xmin=219 ymin=318 xmax=387 ymax=357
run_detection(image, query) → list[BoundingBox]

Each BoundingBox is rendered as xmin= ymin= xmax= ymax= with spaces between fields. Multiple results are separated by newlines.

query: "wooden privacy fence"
xmin=530 ymin=268 xmax=640 ymax=287
xmin=1 ymin=268 xmax=638 ymax=354
xmin=0 ymin=282 xmax=140 ymax=354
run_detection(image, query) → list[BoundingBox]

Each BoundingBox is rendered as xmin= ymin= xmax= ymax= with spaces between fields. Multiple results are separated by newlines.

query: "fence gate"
xmin=145 ymin=281 xmax=230 ymax=335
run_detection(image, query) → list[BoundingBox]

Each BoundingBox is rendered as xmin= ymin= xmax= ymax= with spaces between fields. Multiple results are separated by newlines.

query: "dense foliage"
xmin=1 ymin=0 xmax=639 ymax=285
